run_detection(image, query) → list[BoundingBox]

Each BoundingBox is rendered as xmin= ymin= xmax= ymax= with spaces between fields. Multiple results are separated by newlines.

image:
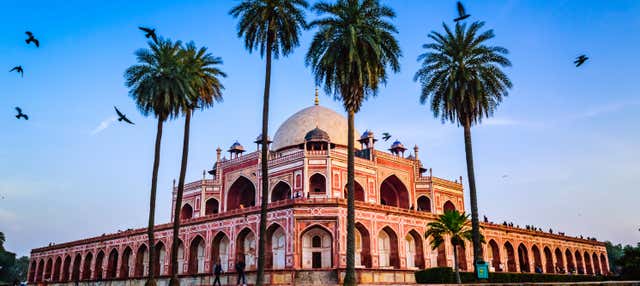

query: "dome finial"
xmin=314 ymin=86 xmax=319 ymax=106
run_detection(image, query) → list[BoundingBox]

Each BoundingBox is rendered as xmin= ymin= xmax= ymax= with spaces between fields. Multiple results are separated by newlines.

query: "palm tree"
xmin=229 ymin=1 xmax=307 ymax=284
xmin=425 ymin=210 xmax=476 ymax=284
xmin=169 ymin=42 xmax=226 ymax=286
xmin=414 ymin=21 xmax=512 ymax=275
xmin=306 ymin=1 xmax=400 ymax=284
xmin=125 ymin=38 xmax=187 ymax=286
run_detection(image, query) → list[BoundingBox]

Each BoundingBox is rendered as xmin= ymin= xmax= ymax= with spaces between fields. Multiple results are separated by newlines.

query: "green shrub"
xmin=415 ymin=267 xmax=613 ymax=284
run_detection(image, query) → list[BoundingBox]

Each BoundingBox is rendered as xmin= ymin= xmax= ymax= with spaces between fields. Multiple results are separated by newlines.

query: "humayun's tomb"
xmin=28 ymin=98 xmax=608 ymax=285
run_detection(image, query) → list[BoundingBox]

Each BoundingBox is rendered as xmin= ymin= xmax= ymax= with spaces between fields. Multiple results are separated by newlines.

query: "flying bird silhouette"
xmin=138 ymin=27 xmax=158 ymax=44
xmin=382 ymin=132 xmax=391 ymax=141
xmin=10 ymin=66 xmax=23 ymax=77
xmin=454 ymin=2 xmax=471 ymax=22
xmin=25 ymin=31 xmax=39 ymax=47
xmin=15 ymin=107 xmax=28 ymax=120
xmin=502 ymin=174 xmax=509 ymax=179
xmin=114 ymin=106 xmax=134 ymax=125
xmin=574 ymin=55 xmax=589 ymax=67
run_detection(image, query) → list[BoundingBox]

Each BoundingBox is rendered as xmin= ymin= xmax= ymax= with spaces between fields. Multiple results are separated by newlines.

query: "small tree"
xmin=425 ymin=210 xmax=478 ymax=284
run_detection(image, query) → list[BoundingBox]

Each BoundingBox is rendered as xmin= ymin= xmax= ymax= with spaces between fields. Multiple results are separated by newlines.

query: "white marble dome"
xmin=271 ymin=105 xmax=360 ymax=151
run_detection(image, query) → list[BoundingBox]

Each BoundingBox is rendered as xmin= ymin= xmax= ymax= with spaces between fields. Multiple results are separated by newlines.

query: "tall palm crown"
xmin=414 ymin=21 xmax=512 ymax=125
xmin=306 ymin=0 xmax=401 ymax=112
xmin=230 ymin=0 xmax=308 ymax=58
xmin=180 ymin=42 xmax=226 ymax=107
xmin=125 ymin=39 xmax=190 ymax=120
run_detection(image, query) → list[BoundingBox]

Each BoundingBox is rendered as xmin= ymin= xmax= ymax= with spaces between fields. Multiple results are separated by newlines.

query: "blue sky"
xmin=1 ymin=0 xmax=639 ymax=257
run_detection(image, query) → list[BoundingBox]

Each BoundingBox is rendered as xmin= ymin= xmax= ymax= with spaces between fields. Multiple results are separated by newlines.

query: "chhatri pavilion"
xmin=28 ymin=95 xmax=608 ymax=285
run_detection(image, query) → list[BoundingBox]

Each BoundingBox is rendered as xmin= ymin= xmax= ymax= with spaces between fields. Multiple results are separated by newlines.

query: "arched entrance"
xmin=271 ymin=182 xmax=291 ymax=202
xmin=544 ymin=247 xmax=554 ymax=273
xmin=211 ymin=232 xmax=230 ymax=272
xmin=504 ymin=242 xmax=516 ymax=272
xmin=456 ymin=244 xmax=468 ymax=271
xmin=405 ymin=230 xmax=425 ymax=269
xmin=176 ymin=240 xmax=185 ymax=274
xmin=301 ymin=226 xmax=333 ymax=269
xmin=379 ymin=175 xmax=409 ymax=209
xmin=120 ymin=247 xmax=132 ymax=278
xmin=443 ymin=201 xmax=456 ymax=213
xmin=106 ymin=249 xmax=118 ymax=279
xmin=226 ymin=177 xmax=256 ymax=210
xmin=134 ymin=245 xmax=148 ymax=277
xmin=355 ymin=223 xmax=372 ymax=268
xmin=36 ymin=260 xmax=44 ymax=282
xmin=488 ymin=240 xmax=501 ymax=271
xmin=554 ymin=248 xmax=564 ymax=273
xmin=309 ymin=173 xmax=326 ymax=194
xmin=344 ymin=181 xmax=365 ymax=202
xmin=378 ymin=226 xmax=399 ymax=269
xmin=94 ymin=252 xmax=104 ymax=280
xmin=584 ymin=251 xmax=593 ymax=275
xmin=180 ymin=204 xmax=193 ymax=220
xmin=266 ymin=224 xmax=286 ymax=269
xmin=71 ymin=254 xmax=81 ymax=281
xmin=236 ymin=228 xmax=256 ymax=270
xmin=593 ymin=253 xmax=601 ymax=275
xmin=205 ymin=198 xmax=219 ymax=215
xmin=82 ymin=253 xmax=93 ymax=280
xmin=517 ymin=243 xmax=530 ymax=272
xmin=28 ymin=260 xmax=36 ymax=283
xmin=600 ymin=253 xmax=608 ymax=275
xmin=44 ymin=258 xmax=52 ymax=281
xmin=52 ymin=257 xmax=62 ymax=282
xmin=565 ymin=249 xmax=575 ymax=273
xmin=531 ymin=245 xmax=542 ymax=273
xmin=188 ymin=236 xmax=205 ymax=274
xmin=575 ymin=250 xmax=584 ymax=274
xmin=436 ymin=244 xmax=447 ymax=267
xmin=417 ymin=196 xmax=431 ymax=212
xmin=153 ymin=242 xmax=166 ymax=276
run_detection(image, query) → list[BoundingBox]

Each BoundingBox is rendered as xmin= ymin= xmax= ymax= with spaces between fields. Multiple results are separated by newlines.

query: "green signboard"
xmin=476 ymin=261 xmax=489 ymax=279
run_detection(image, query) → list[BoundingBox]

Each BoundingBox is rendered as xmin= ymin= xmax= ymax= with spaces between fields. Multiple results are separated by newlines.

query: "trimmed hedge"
xmin=415 ymin=267 xmax=613 ymax=284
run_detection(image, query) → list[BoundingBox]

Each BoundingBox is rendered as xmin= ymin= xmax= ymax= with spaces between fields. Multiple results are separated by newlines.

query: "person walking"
xmin=235 ymin=257 xmax=246 ymax=285
xmin=213 ymin=258 xmax=223 ymax=286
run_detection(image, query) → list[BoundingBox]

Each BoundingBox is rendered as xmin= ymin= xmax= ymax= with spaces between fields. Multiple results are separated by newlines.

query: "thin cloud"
xmin=573 ymin=100 xmax=640 ymax=120
xmin=90 ymin=116 xmax=117 ymax=135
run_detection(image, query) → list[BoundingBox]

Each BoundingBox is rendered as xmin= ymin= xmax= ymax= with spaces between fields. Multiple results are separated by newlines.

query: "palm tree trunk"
xmin=256 ymin=34 xmax=273 ymax=286
xmin=453 ymin=244 xmax=461 ymax=284
xmin=145 ymin=117 xmax=163 ymax=286
xmin=169 ymin=110 xmax=192 ymax=286
xmin=463 ymin=117 xmax=482 ymax=276
xmin=343 ymin=109 xmax=356 ymax=286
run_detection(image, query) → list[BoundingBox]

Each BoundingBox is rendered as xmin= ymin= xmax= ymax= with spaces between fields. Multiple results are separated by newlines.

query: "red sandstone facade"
xmin=28 ymin=104 xmax=608 ymax=284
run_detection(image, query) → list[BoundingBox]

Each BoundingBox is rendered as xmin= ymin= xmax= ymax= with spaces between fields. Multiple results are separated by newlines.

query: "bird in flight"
xmin=454 ymin=2 xmax=471 ymax=22
xmin=10 ymin=66 xmax=24 ymax=77
xmin=25 ymin=31 xmax=39 ymax=47
xmin=15 ymin=107 xmax=28 ymax=120
xmin=382 ymin=132 xmax=392 ymax=141
xmin=574 ymin=55 xmax=589 ymax=67
xmin=138 ymin=27 xmax=158 ymax=44
xmin=502 ymin=174 xmax=509 ymax=179
xmin=114 ymin=106 xmax=134 ymax=125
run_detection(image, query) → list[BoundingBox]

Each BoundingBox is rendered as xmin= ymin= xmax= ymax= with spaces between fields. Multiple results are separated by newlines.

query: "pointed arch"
xmin=265 ymin=223 xmax=286 ymax=269
xmin=153 ymin=241 xmax=167 ymax=276
xmin=94 ymin=251 xmax=104 ymax=280
xmin=71 ymin=253 xmax=82 ymax=281
xmin=531 ymin=245 xmax=542 ymax=273
xmin=565 ymin=249 xmax=575 ymax=273
xmin=188 ymin=235 xmax=206 ymax=274
xmin=52 ymin=256 xmax=62 ymax=282
xmin=344 ymin=181 xmax=365 ymax=202
xmin=443 ymin=201 xmax=456 ymax=213
xmin=205 ymin=198 xmax=219 ymax=215
xmin=211 ymin=231 xmax=230 ymax=272
xmin=554 ymin=248 xmax=564 ymax=273
xmin=406 ymin=229 xmax=425 ymax=269
xmin=271 ymin=181 xmax=292 ymax=202
xmin=584 ymin=251 xmax=593 ymax=275
xmin=82 ymin=252 xmax=93 ymax=280
xmin=593 ymin=252 xmax=601 ymax=275
xmin=517 ymin=243 xmax=530 ymax=272
xmin=120 ymin=247 xmax=132 ymax=278
xmin=544 ymin=247 xmax=554 ymax=273
xmin=436 ymin=243 xmax=447 ymax=267
xmin=309 ymin=173 xmax=326 ymax=194
xmin=44 ymin=258 xmax=53 ymax=281
xmin=488 ymin=240 xmax=501 ymax=271
xmin=600 ymin=253 xmax=608 ymax=275
xmin=574 ymin=250 xmax=584 ymax=274
xmin=36 ymin=259 xmax=44 ymax=282
xmin=355 ymin=222 xmax=372 ymax=268
xmin=379 ymin=175 xmax=410 ymax=209
xmin=180 ymin=203 xmax=193 ymax=220
xmin=135 ymin=244 xmax=148 ymax=277
xmin=106 ymin=248 xmax=118 ymax=279
xmin=378 ymin=226 xmax=400 ymax=268
xmin=417 ymin=196 xmax=431 ymax=212
xmin=236 ymin=228 xmax=256 ymax=270
xmin=300 ymin=225 xmax=333 ymax=269
xmin=456 ymin=243 xmax=468 ymax=271
xmin=504 ymin=242 xmax=516 ymax=272
xmin=226 ymin=176 xmax=256 ymax=210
